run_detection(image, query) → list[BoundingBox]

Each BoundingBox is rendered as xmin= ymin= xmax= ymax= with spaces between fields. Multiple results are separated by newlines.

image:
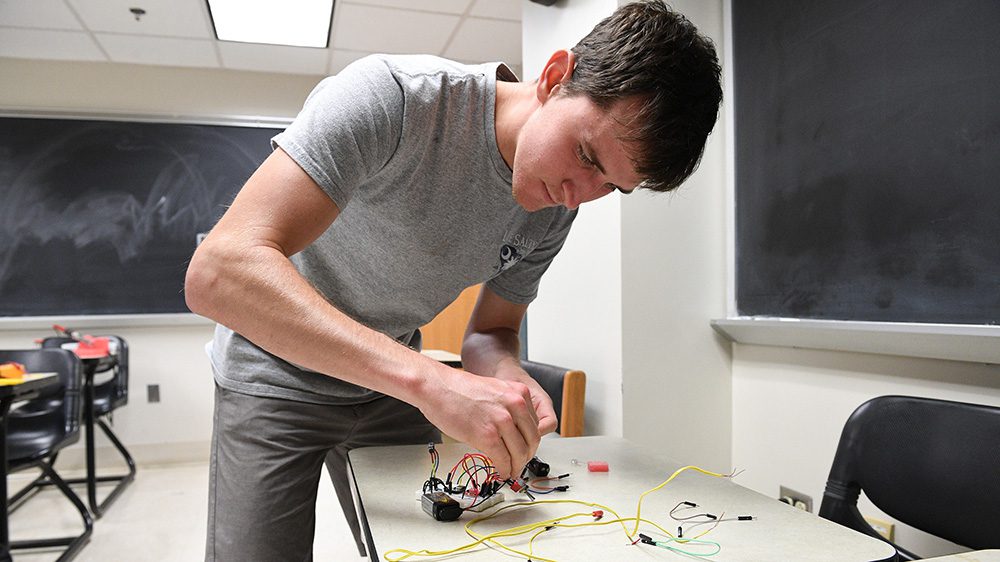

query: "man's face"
xmin=511 ymin=89 xmax=643 ymax=212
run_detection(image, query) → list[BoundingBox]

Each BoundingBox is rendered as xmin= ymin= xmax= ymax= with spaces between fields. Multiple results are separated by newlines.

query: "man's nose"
xmin=561 ymin=179 xmax=584 ymax=210
xmin=562 ymin=174 xmax=603 ymax=209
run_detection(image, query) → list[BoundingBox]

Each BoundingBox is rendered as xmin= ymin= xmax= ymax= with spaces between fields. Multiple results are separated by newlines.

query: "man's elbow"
xmin=184 ymin=244 xmax=223 ymax=319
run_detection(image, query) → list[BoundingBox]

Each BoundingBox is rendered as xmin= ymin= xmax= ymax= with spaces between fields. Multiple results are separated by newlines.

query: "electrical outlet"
xmin=864 ymin=516 xmax=895 ymax=541
xmin=778 ymin=485 xmax=813 ymax=513
xmin=147 ymin=384 xmax=160 ymax=403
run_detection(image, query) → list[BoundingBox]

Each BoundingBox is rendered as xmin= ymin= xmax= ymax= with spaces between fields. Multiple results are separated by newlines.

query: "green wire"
xmin=651 ymin=536 xmax=721 ymax=557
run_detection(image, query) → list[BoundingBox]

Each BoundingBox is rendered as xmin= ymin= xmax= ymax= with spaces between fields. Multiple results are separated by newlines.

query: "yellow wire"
xmin=628 ymin=465 xmax=731 ymax=537
xmin=384 ymin=464 xmax=733 ymax=561
xmin=527 ymin=526 xmax=550 ymax=560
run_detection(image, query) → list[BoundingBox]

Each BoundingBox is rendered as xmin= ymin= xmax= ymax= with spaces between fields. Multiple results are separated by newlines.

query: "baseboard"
xmin=51 ymin=440 xmax=211 ymax=471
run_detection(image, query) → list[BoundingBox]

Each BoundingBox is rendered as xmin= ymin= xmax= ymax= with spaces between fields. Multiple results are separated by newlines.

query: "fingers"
xmin=506 ymin=382 xmax=541 ymax=473
xmin=482 ymin=382 xmax=539 ymax=478
xmin=484 ymin=439 xmax=512 ymax=481
xmin=537 ymin=411 xmax=558 ymax=435
xmin=524 ymin=380 xmax=558 ymax=435
xmin=497 ymin=421 xmax=532 ymax=478
xmin=429 ymin=375 xmax=542 ymax=479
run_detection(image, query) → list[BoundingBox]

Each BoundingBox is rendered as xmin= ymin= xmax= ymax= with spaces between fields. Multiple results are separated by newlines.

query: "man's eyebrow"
xmin=584 ymin=140 xmax=637 ymax=194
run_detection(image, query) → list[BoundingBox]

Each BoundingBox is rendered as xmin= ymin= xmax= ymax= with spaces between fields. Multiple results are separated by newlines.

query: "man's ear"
xmin=536 ymin=49 xmax=576 ymax=103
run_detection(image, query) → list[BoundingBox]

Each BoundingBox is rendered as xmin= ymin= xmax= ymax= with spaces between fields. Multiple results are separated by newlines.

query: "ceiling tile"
xmin=469 ymin=0 xmax=520 ymax=21
xmin=0 ymin=28 xmax=105 ymax=61
xmin=96 ymin=33 xmax=219 ymax=68
xmin=344 ymin=0 xmax=472 ymax=15
xmin=328 ymin=49 xmax=370 ymax=75
xmin=0 ymin=0 xmax=521 ymax=78
xmin=0 ymin=0 xmax=83 ymax=30
xmin=332 ymin=4 xmax=459 ymax=54
xmin=68 ymin=0 xmax=212 ymax=38
xmin=445 ymin=17 xmax=520 ymax=64
xmin=218 ymin=42 xmax=329 ymax=75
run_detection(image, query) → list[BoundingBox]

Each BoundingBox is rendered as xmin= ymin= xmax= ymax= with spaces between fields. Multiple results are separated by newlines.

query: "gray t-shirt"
xmin=211 ymin=54 xmax=577 ymax=405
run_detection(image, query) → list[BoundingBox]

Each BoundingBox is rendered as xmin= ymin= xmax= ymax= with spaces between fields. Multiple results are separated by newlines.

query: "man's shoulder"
xmin=367 ymin=54 xmax=492 ymax=83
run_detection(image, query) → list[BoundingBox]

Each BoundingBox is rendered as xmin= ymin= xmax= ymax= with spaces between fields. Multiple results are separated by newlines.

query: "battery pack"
xmin=421 ymin=492 xmax=463 ymax=522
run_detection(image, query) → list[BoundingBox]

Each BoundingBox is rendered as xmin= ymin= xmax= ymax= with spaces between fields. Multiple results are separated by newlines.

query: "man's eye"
xmin=576 ymin=146 xmax=595 ymax=167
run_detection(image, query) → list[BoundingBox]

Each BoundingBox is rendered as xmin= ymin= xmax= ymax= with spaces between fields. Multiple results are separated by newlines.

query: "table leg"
xmin=83 ymin=364 xmax=101 ymax=518
xmin=1 ymin=398 xmax=14 ymax=562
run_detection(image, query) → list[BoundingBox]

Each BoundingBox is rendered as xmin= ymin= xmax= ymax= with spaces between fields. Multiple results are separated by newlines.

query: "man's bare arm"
xmin=463 ymin=287 xmax=559 ymax=437
xmin=185 ymin=148 xmax=538 ymax=478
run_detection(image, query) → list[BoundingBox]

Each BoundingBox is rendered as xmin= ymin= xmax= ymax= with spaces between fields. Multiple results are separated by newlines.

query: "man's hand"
xmin=417 ymin=369 xmax=541 ymax=480
xmin=453 ymin=285 xmax=557 ymax=473
xmin=493 ymin=362 xmax=558 ymax=436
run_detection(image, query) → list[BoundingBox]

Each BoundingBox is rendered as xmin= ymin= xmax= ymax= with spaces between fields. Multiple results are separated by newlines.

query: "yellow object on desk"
xmin=0 ymin=372 xmax=58 ymax=386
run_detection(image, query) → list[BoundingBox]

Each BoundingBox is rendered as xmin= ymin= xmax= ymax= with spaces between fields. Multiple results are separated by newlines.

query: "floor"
xmin=7 ymin=462 xmax=367 ymax=561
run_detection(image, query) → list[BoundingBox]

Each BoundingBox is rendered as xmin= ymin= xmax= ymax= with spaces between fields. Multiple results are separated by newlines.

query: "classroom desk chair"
xmin=819 ymin=395 xmax=1000 ymax=560
xmin=521 ymin=360 xmax=586 ymax=437
xmin=2 ymin=348 xmax=92 ymax=561
xmin=41 ymin=336 xmax=136 ymax=517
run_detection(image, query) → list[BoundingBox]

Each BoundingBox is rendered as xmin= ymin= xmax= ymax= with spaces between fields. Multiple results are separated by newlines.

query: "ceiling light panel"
xmin=207 ymin=0 xmax=334 ymax=48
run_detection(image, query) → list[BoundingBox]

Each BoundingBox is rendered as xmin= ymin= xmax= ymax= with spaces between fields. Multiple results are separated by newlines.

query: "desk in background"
xmin=0 ymin=373 xmax=60 ymax=562
xmin=921 ymin=552 xmax=1000 ymax=562
xmin=420 ymin=349 xmax=462 ymax=368
xmin=348 ymin=436 xmax=897 ymax=561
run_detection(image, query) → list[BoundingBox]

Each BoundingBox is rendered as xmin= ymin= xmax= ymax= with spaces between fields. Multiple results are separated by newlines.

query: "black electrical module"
xmin=421 ymin=492 xmax=463 ymax=522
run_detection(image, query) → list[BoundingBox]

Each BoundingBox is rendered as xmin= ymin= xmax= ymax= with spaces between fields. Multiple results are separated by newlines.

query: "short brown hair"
xmin=565 ymin=1 xmax=723 ymax=192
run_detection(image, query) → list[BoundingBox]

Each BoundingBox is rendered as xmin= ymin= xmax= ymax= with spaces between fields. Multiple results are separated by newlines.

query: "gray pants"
xmin=206 ymin=384 xmax=440 ymax=561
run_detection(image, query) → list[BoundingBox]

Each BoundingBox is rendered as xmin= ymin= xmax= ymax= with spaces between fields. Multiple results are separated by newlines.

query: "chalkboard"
xmin=0 ymin=115 xmax=283 ymax=317
xmin=733 ymin=0 xmax=1000 ymax=325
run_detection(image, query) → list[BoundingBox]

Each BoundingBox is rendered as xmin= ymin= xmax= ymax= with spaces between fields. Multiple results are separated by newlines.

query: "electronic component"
xmin=421 ymin=492 xmax=463 ymax=522
xmin=525 ymin=456 xmax=550 ymax=478
xmin=458 ymin=491 xmax=505 ymax=511
xmin=505 ymin=478 xmax=535 ymax=501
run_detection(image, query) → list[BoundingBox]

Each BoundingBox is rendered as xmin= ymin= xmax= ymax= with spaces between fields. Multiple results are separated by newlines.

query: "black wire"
xmin=669 ymin=501 xmax=717 ymax=522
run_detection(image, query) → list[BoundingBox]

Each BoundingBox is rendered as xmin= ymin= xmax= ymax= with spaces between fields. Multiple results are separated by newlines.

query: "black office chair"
xmin=2 ymin=348 xmax=93 ymax=560
xmin=41 ymin=335 xmax=136 ymax=514
xmin=521 ymin=360 xmax=586 ymax=437
xmin=818 ymin=395 xmax=1000 ymax=560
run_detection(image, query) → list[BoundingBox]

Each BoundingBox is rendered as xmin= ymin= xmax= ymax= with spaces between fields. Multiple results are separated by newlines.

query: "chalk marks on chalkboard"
xmin=0 ymin=116 xmax=280 ymax=316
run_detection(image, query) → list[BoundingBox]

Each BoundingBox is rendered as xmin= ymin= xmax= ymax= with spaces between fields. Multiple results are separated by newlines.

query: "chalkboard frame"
xmin=712 ymin=0 xmax=1000 ymax=365
xmin=0 ymin=110 xmax=291 ymax=330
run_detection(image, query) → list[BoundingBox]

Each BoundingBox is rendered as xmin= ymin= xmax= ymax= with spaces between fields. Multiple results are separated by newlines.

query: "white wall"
xmin=731 ymin=345 xmax=1000 ymax=557
xmin=620 ymin=0 xmax=732 ymax=472
xmin=522 ymin=0 xmax=624 ymax=438
xmin=1 ymin=57 xmax=321 ymax=467
xmin=522 ymin=1 xmax=733 ymax=471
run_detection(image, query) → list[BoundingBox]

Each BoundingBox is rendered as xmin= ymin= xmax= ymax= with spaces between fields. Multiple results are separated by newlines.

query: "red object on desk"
xmin=72 ymin=337 xmax=110 ymax=359
xmin=587 ymin=461 xmax=609 ymax=472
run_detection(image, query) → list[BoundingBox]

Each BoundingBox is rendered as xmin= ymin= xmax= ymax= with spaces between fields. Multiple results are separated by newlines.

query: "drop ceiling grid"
xmin=0 ymin=0 xmax=523 ymax=75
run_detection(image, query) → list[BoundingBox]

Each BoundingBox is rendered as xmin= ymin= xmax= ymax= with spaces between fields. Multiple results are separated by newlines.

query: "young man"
xmin=185 ymin=1 xmax=722 ymax=559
